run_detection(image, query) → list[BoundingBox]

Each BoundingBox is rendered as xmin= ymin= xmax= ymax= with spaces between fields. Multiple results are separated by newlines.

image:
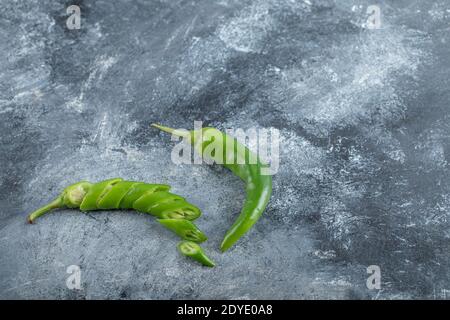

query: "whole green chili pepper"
xmin=152 ymin=124 xmax=273 ymax=251
xmin=27 ymin=178 xmax=201 ymax=223
xmin=177 ymin=240 xmax=215 ymax=267
xmin=158 ymin=219 xmax=207 ymax=243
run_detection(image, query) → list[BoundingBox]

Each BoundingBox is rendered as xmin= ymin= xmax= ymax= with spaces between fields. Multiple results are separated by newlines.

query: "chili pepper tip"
xmin=151 ymin=123 xmax=190 ymax=137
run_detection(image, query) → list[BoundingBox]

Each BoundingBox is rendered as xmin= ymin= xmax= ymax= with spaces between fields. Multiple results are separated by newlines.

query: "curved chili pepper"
xmin=177 ymin=241 xmax=215 ymax=267
xmin=27 ymin=178 xmax=201 ymax=223
xmin=152 ymin=124 xmax=273 ymax=251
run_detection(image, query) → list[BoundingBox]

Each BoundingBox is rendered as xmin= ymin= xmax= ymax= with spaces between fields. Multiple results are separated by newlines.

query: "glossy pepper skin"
xmin=178 ymin=241 xmax=215 ymax=267
xmin=152 ymin=124 xmax=273 ymax=252
xmin=27 ymin=178 xmax=202 ymax=223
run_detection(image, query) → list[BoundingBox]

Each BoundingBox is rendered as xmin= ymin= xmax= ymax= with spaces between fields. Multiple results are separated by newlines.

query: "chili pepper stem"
xmin=27 ymin=197 xmax=63 ymax=224
xmin=151 ymin=123 xmax=190 ymax=138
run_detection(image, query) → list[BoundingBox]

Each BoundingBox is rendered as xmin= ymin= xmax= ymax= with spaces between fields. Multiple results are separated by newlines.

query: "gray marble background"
xmin=1 ymin=0 xmax=450 ymax=299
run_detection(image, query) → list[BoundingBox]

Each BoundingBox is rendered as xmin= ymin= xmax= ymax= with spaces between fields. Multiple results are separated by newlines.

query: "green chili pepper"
xmin=27 ymin=178 xmax=201 ymax=223
xmin=152 ymin=124 xmax=273 ymax=251
xmin=177 ymin=241 xmax=215 ymax=267
xmin=158 ymin=219 xmax=207 ymax=243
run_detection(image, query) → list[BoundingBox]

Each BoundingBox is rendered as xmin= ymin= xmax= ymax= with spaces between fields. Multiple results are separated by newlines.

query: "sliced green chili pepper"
xmin=27 ymin=178 xmax=201 ymax=223
xmin=158 ymin=218 xmax=207 ymax=243
xmin=152 ymin=124 xmax=273 ymax=251
xmin=177 ymin=241 xmax=215 ymax=267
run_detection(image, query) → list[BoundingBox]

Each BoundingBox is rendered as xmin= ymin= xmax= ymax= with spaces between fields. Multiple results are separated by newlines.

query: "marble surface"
xmin=1 ymin=0 xmax=450 ymax=299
